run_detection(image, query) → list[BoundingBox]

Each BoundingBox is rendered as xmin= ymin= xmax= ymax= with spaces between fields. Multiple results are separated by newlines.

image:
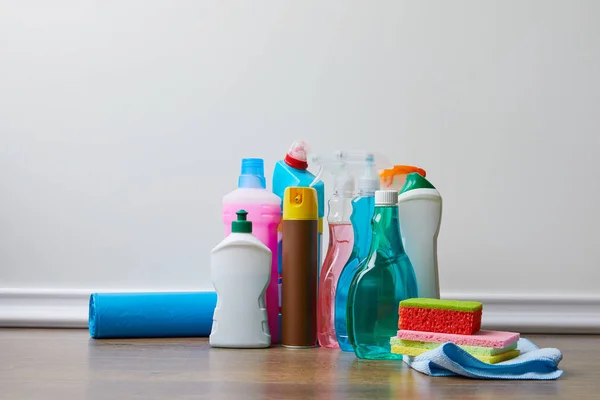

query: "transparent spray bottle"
xmin=347 ymin=189 xmax=419 ymax=360
xmin=334 ymin=153 xmax=381 ymax=351
xmin=310 ymin=152 xmax=355 ymax=348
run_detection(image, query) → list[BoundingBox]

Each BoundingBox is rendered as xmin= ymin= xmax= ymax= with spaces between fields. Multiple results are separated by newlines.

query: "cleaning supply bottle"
xmin=398 ymin=173 xmax=442 ymax=299
xmin=347 ymin=190 xmax=418 ymax=360
xmin=210 ymin=210 xmax=271 ymax=348
xmin=273 ymin=142 xmax=325 ymax=267
xmin=316 ymin=154 xmax=355 ymax=348
xmin=281 ymin=187 xmax=319 ymax=348
xmin=222 ymin=158 xmax=282 ymax=343
xmin=379 ymin=165 xmax=427 ymax=191
xmin=334 ymin=154 xmax=380 ymax=351
xmin=273 ymin=141 xmax=325 ymax=336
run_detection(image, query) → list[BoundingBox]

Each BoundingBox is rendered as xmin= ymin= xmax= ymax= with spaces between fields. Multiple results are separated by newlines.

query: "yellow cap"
xmin=283 ymin=187 xmax=318 ymax=220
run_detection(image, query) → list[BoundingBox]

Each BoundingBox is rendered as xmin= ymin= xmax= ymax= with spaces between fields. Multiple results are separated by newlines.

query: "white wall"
xmin=1 ymin=1 xmax=599 ymax=328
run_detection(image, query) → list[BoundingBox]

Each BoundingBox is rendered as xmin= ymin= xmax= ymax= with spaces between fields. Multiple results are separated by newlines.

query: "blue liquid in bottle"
xmin=334 ymin=194 xmax=375 ymax=351
xmin=347 ymin=195 xmax=418 ymax=360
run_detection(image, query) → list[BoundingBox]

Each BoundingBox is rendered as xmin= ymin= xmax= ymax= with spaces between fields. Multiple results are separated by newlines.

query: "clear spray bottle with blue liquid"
xmin=334 ymin=153 xmax=382 ymax=351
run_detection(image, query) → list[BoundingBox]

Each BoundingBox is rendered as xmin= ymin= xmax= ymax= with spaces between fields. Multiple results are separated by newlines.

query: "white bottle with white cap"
xmin=397 ymin=173 xmax=442 ymax=299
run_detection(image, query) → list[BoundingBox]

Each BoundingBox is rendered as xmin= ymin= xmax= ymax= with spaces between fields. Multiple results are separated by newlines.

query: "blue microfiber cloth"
xmin=403 ymin=338 xmax=563 ymax=380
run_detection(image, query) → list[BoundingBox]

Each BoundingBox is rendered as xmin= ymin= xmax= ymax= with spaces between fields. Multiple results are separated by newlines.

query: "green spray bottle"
xmin=347 ymin=190 xmax=418 ymax=360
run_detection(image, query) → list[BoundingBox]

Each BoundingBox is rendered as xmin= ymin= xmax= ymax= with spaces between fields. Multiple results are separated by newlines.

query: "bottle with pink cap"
xmin=223 ymin=158 xmax=282 ymax=344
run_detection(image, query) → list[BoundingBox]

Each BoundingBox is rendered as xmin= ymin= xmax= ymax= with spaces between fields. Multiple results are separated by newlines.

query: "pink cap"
xmin=284 ymin=141 xmax=309 ymax=170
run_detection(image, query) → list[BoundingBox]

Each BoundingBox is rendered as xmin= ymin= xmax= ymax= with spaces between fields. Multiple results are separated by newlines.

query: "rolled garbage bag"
xmin=89 ymin=291 xmax=217 ymax=339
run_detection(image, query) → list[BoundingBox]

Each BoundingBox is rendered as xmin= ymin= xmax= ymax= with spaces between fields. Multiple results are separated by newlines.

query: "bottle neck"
xmin=238 ymin=175 xmax=265 ymax=189
xmin=370 ymin=205 xmax=405 ymax=253
xmin=349 ymin=195 xmax=376 ymax=260
xmin=327 ymin=194 xmax=354 ymax=224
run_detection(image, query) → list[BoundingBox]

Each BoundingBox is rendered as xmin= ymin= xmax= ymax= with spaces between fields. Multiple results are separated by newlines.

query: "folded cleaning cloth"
xmin=403 ymin=338 xmax=563 ymax=380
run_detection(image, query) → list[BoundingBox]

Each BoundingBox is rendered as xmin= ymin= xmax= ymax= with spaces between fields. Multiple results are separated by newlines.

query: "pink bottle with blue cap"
xmin=223 ymin=158 xmax=282 ymax=344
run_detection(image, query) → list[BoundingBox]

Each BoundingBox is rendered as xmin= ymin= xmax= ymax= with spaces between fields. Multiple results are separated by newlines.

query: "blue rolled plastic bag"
xmin=89 ymin=292 xmax=217 ymax=339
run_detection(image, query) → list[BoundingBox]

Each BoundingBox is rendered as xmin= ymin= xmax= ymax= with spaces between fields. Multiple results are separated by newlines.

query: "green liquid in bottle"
xmin=347 ymin=203 xmax=418 ymax=360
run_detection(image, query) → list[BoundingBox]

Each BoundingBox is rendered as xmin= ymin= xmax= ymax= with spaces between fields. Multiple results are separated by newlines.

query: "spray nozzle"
xmin=304 ymin=146 xmax=395 ymax=199
xmin=308 ymin=152 xmax=353 ymax=196
xmin=307 ymin=150 xmax=392 ymax=196
xmin=337 ymin=151 xmax=388 ymax=196
xmin=348 ymin=152 xmax=380 ymax=196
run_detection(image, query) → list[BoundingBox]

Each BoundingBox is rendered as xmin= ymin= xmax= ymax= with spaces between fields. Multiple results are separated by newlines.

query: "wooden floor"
xmin=0 ymin=329 xmax=599 ymax=399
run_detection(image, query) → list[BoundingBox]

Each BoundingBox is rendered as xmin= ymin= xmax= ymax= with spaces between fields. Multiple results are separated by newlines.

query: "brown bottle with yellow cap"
xmin=281 ymin=186 xmax=319 ymax=348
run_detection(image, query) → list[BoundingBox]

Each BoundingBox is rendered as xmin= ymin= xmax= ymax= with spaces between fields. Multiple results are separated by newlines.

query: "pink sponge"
xmin=396 ymin=329 xmax=520 ymax=348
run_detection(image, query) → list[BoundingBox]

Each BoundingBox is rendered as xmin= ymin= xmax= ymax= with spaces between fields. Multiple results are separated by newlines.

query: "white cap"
xmin=375 ymin=190 xmax=398 ymax=205
xmin=359 ymin=174 xmax=380 ymax=195
xmin=357 ymin=153 xmax=380 ymax=195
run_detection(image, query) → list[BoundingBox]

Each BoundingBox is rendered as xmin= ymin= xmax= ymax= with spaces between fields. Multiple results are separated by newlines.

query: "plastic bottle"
xmin=281 ymin=187 xmax=319 ymax=348
xmin=347 ymin=190 xmax=418 ymax=360
xmin=273 ymin=142 xmax=325 ymax=337
xmin=379 ymin=165 xmax=426 ymax=191
xmin=315 ymin=153 xmax=355 ymax=348
xmin=334 ymin=154 xmax=380 ymax=351
xmin=273 ymin=142 xmax=325 ymax=268
xmin=398 ymin=173 xmax=442 ymax=299
xmin=223 ymin=158 xmax=282 ymax=343
xmin=210 ymin=210 xmax=271 ymax=348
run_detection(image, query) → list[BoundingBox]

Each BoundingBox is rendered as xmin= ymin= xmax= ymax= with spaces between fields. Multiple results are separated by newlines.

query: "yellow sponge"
xmin=390 ymin=337 xmax=518 ymax=356
xmin=391 ymin=344 xmax=520 ymax=364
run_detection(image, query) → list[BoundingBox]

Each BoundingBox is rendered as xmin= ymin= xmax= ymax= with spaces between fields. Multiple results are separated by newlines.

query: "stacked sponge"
xmin=391 ymin=298 xmax=521 ymax=364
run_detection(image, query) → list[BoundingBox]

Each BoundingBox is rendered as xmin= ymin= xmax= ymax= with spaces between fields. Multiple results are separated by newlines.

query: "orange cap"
xmin=379 ymin=165 xmax=426 ymax=188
